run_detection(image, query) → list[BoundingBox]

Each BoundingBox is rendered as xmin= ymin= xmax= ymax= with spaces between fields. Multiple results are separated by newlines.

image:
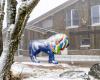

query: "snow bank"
xmin=11 ymin=62 xmax=90 ymax=80
xmin=23 ymin=77 xmax=85 ymax=80
xmin=11 ymin=62 xmax=33 ymax=78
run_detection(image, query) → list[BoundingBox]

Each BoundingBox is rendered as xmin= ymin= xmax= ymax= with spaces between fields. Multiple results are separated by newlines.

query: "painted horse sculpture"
xmin=29 ymin=33 xmax=69 ymax=64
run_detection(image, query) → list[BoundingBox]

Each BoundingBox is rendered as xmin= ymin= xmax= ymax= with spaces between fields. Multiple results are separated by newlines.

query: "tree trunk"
xmin=0 ymin=0 xmax=40 ymax=79
xmin=0 ymin=0 xmax=5 ymax=56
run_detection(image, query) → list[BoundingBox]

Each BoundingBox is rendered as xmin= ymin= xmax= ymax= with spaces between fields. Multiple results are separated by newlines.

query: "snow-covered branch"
xmin=6 ymin=0 xmax=17 ymax=27
xmin=11 ymin=0 xmax=40 ymax=44
xmin=0 ymin=0 xmax=5 ymax=11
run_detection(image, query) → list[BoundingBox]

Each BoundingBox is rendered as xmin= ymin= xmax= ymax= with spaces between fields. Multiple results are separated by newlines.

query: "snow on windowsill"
xmin=80 ymin=45 xmax=90 ymax=48
xmin=66 ymin=26 xmax=79 ymax=29
xmin=91 ymin=23 xmax=100 ymax=27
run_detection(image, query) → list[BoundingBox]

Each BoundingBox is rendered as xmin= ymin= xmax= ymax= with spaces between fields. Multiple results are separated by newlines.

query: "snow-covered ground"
xmin=11 ymin=62 xmax=93 ymax=80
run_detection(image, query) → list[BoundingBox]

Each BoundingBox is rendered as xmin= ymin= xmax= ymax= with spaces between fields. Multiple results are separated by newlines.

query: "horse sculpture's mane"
xmin=47 ymin=33 xmax=67 ymax=43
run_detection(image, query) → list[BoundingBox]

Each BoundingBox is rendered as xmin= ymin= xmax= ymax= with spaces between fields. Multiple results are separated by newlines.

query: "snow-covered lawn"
xmin=11 ymin=62 xmax=92 ymax=80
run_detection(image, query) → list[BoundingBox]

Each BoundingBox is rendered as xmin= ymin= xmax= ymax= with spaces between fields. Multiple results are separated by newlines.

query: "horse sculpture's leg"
xmin=29 ymin=43 xmax=40 ymax=63
xmin=47 ymin=49 xmax=58 ymax=64
xmin=31 ymin=55 xmax=40 ymax=63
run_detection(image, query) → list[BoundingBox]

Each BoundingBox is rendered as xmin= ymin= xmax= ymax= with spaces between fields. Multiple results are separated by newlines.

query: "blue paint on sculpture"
xmin=29 ymin=33 xmax=69 ymax=64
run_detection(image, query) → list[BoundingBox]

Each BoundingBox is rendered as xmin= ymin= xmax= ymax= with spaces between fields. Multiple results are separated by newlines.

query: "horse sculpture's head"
xmin=48 ymin=33 xmax=69 ymax=54
xmin=56 ymin=34 xmax=69 ymax=50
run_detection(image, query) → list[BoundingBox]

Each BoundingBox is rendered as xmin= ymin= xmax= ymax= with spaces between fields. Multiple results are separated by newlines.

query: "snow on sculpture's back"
xmin=29 ymin=33 xmax=69 ymax=64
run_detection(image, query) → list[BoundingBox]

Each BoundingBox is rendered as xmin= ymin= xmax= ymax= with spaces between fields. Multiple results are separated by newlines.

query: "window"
xmin=80 ymin=35 xmax=90 ymax=48
xmin=71 ymin=9 xmax=79 ymax=26
xmin=66 ymin=9 xmax=79 ymax=28
xmin=91 ymin=5 xmax=100 ymax=25
xmin=81 ymin=39 xmax=90 ymax=45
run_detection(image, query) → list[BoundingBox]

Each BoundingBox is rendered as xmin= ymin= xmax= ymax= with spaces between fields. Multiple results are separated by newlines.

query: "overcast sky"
xmin=28 ymin=0 xmax=68 ymax=21
xmin=3 ymin=0 xmax=68 ymax=28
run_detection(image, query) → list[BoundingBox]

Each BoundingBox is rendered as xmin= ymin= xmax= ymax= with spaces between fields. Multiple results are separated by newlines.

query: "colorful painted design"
xmin=48 ymin=33 xmax=69 ymax=54
xmin=29 ymin=33 xmax=69 ymax=64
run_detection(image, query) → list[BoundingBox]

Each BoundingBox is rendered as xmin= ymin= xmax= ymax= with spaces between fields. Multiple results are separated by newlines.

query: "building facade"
xmin=3 ymin=0 xmax=100 ymax=56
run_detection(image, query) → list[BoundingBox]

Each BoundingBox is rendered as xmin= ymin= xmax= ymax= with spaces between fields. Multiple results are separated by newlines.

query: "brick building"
xmin=3 ymin=0 xmax=100 ymax=56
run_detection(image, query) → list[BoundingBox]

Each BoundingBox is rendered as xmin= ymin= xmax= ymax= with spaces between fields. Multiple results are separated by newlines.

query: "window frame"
xmin=91 ymin=5 xmax=100 ymax=26
xmin=66 ymin=9 xmax=79 ymax=29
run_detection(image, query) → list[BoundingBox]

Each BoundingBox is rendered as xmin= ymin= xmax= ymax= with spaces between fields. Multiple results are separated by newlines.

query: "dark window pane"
xmin=81 ymin=39 xmax=90 ymax=45
xmin=66 ymin=11 xmax=71 ymax=26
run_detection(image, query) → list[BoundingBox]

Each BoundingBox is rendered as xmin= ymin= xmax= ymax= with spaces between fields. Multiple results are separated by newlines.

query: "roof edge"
xmin=26 ymin=0 xmax=79 ymax=28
